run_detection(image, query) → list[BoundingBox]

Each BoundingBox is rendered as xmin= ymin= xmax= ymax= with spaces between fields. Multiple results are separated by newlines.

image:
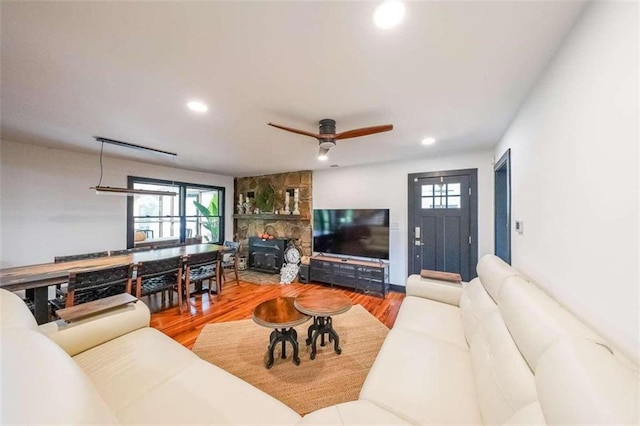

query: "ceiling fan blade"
xmin=268 ymin=123 xmax=320 ymax=139
xmin=335 ymin=124 xmax=394 ymax=140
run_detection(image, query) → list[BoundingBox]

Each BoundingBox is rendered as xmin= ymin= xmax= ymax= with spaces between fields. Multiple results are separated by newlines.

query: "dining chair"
xmin=49 ymin=263 xmax=134 ymax=313
xmin=221 ymin=241 xmax=240 ymax=288
xmin=132 ymin=256 xmax=184 ymax=313
xmin=183 ymin=251 xmax=220 ymax=299
xmin=52 ymin=251 xmax=111 ymax=303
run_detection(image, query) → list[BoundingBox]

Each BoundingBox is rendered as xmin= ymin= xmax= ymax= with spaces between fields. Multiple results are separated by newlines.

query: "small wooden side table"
xmin=252 ymin=297 xmax=310 ymax=369
xmin=294 ymin=290 xmax=351 ymax=360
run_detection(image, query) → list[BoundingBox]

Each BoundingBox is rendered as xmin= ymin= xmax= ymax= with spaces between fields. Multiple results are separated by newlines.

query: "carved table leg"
xmin=264 ymin=327 xmax=301 ymax=369
xmin=308 ymin=316 xmax=342 ymax=360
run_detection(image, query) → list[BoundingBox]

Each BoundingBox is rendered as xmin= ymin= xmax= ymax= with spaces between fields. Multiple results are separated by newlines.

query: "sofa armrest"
xmin=406 ymin=274 xmax=463 ymax=306
xmin=38 ymin=300 xmax=150 ymax=356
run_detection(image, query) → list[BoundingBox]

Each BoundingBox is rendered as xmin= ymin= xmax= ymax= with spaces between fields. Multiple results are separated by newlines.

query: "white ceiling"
xmin=1 ymin=1 xmax=586 ymax=176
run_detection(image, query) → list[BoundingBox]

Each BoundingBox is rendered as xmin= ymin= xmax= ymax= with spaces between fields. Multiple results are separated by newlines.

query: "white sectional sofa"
xmin=1 ymin=290 xmax=301 ymax=425
xmin=2 ymin=254 xmax=638 ymax=424
xmin=302 ymin=255 xmax=639 ymax=425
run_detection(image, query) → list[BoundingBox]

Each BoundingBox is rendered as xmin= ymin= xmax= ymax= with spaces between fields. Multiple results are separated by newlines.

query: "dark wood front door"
xmin=408 ymin=169 xmax=478 ymax=282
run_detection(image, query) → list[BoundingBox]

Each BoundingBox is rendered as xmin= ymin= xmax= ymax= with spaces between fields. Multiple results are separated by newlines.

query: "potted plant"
xmin=193 ymin=197 xmax=219 ymax=243
xmin=254 ymin=183 xmax=275 ymax=213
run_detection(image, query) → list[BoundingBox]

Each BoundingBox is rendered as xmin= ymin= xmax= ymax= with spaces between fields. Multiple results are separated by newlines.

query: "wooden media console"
xmin=309 ymin=255 xmax=389 ymax=298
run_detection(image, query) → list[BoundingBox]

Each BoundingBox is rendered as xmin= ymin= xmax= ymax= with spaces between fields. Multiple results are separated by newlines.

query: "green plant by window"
xmin=193 ymin=196 xmax=219 ymax=242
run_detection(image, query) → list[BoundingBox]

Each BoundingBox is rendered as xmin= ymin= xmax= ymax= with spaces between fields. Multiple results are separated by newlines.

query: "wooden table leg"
xmin=309 ymin=316 xmax=341 ymax=360
xmin=265 ymin=327 xmax=301 ymax=369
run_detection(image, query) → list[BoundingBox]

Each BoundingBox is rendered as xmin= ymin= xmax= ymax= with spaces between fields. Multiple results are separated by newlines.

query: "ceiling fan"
xmin=268 ymin=119 xmax=393 ymax=160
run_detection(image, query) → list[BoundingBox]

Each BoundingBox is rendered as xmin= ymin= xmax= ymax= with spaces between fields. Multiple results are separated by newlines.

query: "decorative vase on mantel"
xmin=284 ymin=191 xmax=291 ymax=215
xmin=292 ymin=188 xmax=300 ymax=215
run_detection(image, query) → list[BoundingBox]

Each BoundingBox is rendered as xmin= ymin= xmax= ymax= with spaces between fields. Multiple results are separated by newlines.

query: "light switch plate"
xmin=515 ymin=220 xmax=524 ymax=234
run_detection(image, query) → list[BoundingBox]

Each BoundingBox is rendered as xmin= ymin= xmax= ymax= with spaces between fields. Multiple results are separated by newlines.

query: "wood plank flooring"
xmin=149 ymin=281 xmax=405 ymax=349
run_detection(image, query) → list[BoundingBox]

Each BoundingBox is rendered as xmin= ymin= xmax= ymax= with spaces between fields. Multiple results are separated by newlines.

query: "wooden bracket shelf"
xmin=233 ymin=214 xmax=309 ymax=221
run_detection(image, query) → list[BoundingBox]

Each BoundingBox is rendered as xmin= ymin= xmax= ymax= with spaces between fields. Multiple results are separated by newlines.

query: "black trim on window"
xmin=126 ymin=176 xmax=225 ymax=248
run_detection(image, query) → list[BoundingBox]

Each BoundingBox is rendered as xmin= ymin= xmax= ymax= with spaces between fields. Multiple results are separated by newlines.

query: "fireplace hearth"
xmin=248 ymin=237 xmax=287 ymax=274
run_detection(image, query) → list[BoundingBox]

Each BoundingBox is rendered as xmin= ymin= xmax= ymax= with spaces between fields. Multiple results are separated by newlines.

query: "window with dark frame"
xmin=127 ymin=177 xmax=225 ymax=248
xmin=420 ymin=183 xmax=462 ymax=209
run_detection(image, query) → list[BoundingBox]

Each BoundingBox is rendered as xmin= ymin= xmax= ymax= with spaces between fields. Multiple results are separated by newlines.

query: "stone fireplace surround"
xmin=234 ymin=170 xmax=312 ymax=259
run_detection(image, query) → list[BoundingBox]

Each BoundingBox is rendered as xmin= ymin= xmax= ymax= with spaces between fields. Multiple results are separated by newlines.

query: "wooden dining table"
xmin=0 ymin=243 xmax=226 ymax=324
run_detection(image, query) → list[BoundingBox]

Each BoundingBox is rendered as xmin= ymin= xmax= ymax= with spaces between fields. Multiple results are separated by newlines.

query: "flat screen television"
xmin=313 ymin=209 xmax=390 ymax=260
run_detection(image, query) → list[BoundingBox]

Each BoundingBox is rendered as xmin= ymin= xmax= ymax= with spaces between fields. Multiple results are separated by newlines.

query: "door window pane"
xmin=447 ymin=196 xmax=461 ymax=209
xmin=434 ymin=196 xmax=445 ymax=208
xmin=447 ymin=183 xmax=461 ymax=196
xmin=421 ymin=185 xmax=433 ymax=197
xmin=421 ymin=197 xmax=433 ymax=209
xmin=434 ymin=184 xmax=444 ymax=196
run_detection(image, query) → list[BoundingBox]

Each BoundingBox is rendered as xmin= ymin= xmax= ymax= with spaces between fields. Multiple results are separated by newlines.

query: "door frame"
xmin=494 ymin=149 xmax=511 ymax=264
xmin=407 ymin=168 xmax=478 ymax=280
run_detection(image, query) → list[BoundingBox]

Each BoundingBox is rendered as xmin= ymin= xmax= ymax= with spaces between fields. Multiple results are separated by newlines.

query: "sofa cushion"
xmin=1 ymin=329 xmax=118 ymax=425
xmin=73 ymin=327 xmax=200 ymax=413
xmin=115 ymin=359 xmax=301 ymax=425
xmin=73 ymin=326 xmax=300 ymax=424
xmin=392 ymin=295 xmax=467 ymax=350
xmin=468 ymin=311 xmax=538 ymax=424
xmin=459 ymin=277 xmax=499 ymax=342
xmin=359 ymin=327 xmax=482 ymax=425
xmin=299 ymin=400 xmax=411 ymax=425
xmin=1 ymin=288 xmax=38 ymax=331
xmin=405 ymin=274 xmax=462 ymax=306
xmin=38 ymin=299 xmax=150 ymax=356
xmin=476 ymin=254 xmax=519 ymax=302
xmin=503 ymin=402 xmax=546 ymax=424
xmin=535 ymin=338 xmax=639 ymax=425
xmin=499 ymin=275 xmax=606 ymax=370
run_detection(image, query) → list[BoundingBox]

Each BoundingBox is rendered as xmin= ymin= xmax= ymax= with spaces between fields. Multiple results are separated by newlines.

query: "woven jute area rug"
xmin=191 ymin=304 xmax=389 ymax=415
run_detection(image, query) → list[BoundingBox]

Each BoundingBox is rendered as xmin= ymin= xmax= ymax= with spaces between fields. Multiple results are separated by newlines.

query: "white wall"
xmin=313 ymin=149 xmax=494 ymax=286
xmin=0 ymin=140 xmax=234 ymax=267
xmin=495 ymin=2 xmax=639 ymax=361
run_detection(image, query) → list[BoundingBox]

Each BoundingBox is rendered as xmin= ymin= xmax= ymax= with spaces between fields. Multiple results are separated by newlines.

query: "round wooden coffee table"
xmin=294 ymin=290 xmax=351 ymax=360
xmin=252 ymin=297 xmax=310 ymax=369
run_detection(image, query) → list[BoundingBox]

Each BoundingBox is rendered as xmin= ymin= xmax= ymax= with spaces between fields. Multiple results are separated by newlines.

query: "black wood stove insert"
xmin=248 ymin=237 xmax=288 ymax=274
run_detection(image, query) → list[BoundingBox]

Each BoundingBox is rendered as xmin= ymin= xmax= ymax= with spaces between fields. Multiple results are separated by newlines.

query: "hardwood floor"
xmin=149 ymin=280 xmax=405 ymax=349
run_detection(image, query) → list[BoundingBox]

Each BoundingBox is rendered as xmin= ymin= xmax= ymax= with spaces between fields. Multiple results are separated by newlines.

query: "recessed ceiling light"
xmin=187 ymin=101 xmax=208 ymax=113
xmin=422 ymin=137 xmax=436 ymax=145
xmin=373 ymin=1 xmax=406 ymax=29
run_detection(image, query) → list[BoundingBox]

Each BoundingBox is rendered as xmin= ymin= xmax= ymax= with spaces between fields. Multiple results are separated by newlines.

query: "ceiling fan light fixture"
xmin=319 ymin=140 xmax=336 ymax=149
xmin=267 ymin=118 xmax=393 ymax=161
xmin=318 ymin=147 xmax=330 ymax=161
xmin=374 ymin=1 xmax=406 ymax=29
